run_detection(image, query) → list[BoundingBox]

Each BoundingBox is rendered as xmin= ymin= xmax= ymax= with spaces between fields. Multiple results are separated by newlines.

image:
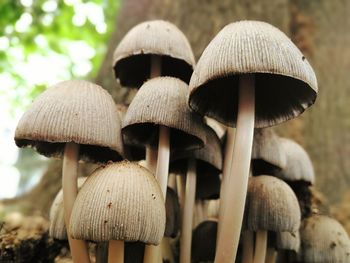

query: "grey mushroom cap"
xmin=122 ymin=77 xmax=206 ymax=152
xmin=276 ymin=231 xmax=301 ymax=252
xmin=15 ymin=80 xmax=124 ymax=163
xmin=252 ymin=128 xmax=286 ymax=175
xmin=189 ymin=20 xmax=317 ymax=128
xmin=277 ymin=137 xmax=315 ymax=184
xmin=298 ymin=214 xmax=350 ymax=263
xmin=113 ymin=20 xmax=195 ymax=87
xmin=245 ymin=175 xmax=301 ymax=232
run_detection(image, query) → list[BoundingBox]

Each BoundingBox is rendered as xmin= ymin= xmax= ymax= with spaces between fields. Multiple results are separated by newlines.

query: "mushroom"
xmin=69 ymin=161 xmax=165 ymax=263
xmin=15 ymin=80 xmax=124 ymax=263
xmin=244 ymin=175 xmax=301 ymax=263
xmin=188 ymin=20 xmax=317 ymax=263
xmin=170 ymin=125 xmax=222 ymax=263
xmin=251 ymin=128 xmax=286 ymax=176
xmin=113 ymin=20 xmax=195 ymax=175
xmin=275 ymin=231 xmax=300 ymax=262
xmin=298 ymin=214 xmax=350 ymax=263
xmin=277 ymin=137 xmax=315 ymax=219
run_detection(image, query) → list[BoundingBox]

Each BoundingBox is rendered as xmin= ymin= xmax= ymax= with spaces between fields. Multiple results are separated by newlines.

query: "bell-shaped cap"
xmin=15 ymin=80 xmax=124 ymax=163
xmin=122 ymin=77 xmax=206 ymax=151
xmin=113 ymin=20 xmax=195 ymax=87
xmin=164 ymin=187 xmax=180 ymax=238
xmin=277 ymin=138 xmax=315 ymax=184
xmin=189 ymin=20 xmax=317 ymax=128
xmin=49 ymin=177 xmax=87 ymax=240
xmin=276 ymin=231 xmax=300 ymax=252
xmin=252 ymin=128 xmax=286 ymax=175
xmin=245 ymin=175 xmax=301 ymax=232
xmin=69 ymin=161 xmax=165 ymax=245
xmin=299 ymin=214 xmax=350 ymax=262
xmin=191 ymin=220 xmax=217 ymax=263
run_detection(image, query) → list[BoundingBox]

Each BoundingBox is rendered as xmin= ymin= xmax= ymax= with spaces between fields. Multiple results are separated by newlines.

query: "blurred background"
xmin=0 ymin=0 xmax=349 ymax=235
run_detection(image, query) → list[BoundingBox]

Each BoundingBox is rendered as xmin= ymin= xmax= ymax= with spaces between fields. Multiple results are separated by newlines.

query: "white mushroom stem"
xmin=62 ymin=142 xmax=91 ymax=263
xmin=108 ymin=240 xmax=124 ymax=263
xmin=217 ymin=127 xmax=235 ymax=244
xmin=215 ymin=74 xmax=255 ymax=263
xmin=265 ymin=247 xmax=277 ymax=263
xmin=254 ymin=230 xmax=267 ymax=263
xmin=180 ymin=158 xmax=197 ymax=263
xmin=156 ymin=125 xmax=170 ymax=198
xmin=161 ymin=237 xmax=175 ymax=263
xmin=144 ymin=245 xmax=160 ymax=263
xmin=176 ymin=174 xmax=186 ymax=213
xmin=242 ymin=230 xmax=254 ymax=263
xmin=146 ymin=146 xmax=158 ymax=173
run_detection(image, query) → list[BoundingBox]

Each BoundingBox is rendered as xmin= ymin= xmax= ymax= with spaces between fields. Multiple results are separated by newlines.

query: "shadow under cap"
xmin=122 ymin=77 xmax=206 ymax=152
xmin=15 ymin=80 xmax=124 ymax=163
xmin=113 ymin=20 xmax=195 ymax=87
xmin=189 ymin=20 xmax=317 ymax=128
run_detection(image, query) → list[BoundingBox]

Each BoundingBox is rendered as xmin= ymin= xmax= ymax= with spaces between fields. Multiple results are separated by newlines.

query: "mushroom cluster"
xmin=14 ymin=19 xmax=350 ymax=263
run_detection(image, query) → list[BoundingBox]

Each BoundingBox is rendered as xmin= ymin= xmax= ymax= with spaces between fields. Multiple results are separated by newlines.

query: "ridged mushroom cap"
xmin=278 ymin=138 xmax=315 ymax=184
xmin=49 ymin=177 xmax=87 ymax=240
xmin=116 ymin=103 xmax=145 ymax=161
xmin=122 ymin=77 xmax=206 ymax=151
xmin=252 ymin=128 xmax=286 ymax=175
xmin=299 ymin=215 xmax=350 ymax=263
xmin=189 ymin=20 xmax=318 ymax=128
xmin=69 ymin=161 xmax=165 ymax=245
xmin=245 ymin=175 xmax=301 ymax=232
xmin=15 ymin=80 xmax=124 ymax=163
xmin=192 ymin=220 xmax=217 ymax=263
xmin=276 ymin=231 xmax=300 ymax=252
xmin=164 ymin=187 xmax=180 ymax=238
xmin=113 ymin=20 xmax=195 ymax=87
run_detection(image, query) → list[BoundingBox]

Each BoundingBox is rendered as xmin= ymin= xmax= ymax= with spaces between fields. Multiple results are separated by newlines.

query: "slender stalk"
xmin=150 ymin=55 xmax=161 ymax=78
xmin=242 ymin=230 xmax=254 ymax=263
xmin=217 ymin=127 xmax=235 ymax=243
xmin=108 ymin=240 xmax=124 ymax=263
xmin=156 ymin=125 xmax=171 ymax=198
xmin=63 ymin=142 xmax=91 ymax=263
xmin=161 ymin=237 xmax=175 ymax=263
xmin=265 ymin=247 xmax=277 ymax=263
xmin=180 ymin=159 xmax=197 ymax=263
xmin=254 ymin=230 xmax=267 ymax=263
xmin=168 ymin=173 xmax=177 ymax=191
xmin=176 ymin=174 xmax=186 ymax=213
xmin=214 ymin=74 xmax=255 ymax=263
xmin=146 ymin=146 xmax=158 ymax=174
xmin=144 ymin=245 xmax=160 ymax=263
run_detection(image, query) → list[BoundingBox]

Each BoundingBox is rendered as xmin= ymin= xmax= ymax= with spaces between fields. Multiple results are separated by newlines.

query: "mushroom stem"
xmin=146 ymin=146 xmax=158 ymax=173
xmin=156 ymin=125 xmax=170 ymax=199
xmin=62 ymin=142 xmax=91 ymax=263
xmin=150 ymin=55 xmax=161 ymax=77
xmin=95 ymin=242 xmax=108 ymax=263
xmin=242 ymin=230 xmax=254 ymax=263
xmin=143 ymin=245 xmax=160 ymax=263
xmin=254 ymin=230 xmax=267 ymax=263
xmin=265 ymin=247 xmax=277 ymax=263
xmin=108 ymin=240 xmax=124 ymax=263
xmin=180 ymin=158 xmax=197 ymax=263
xmin=215 ymin=74 xmax=255 ymax=263
xmin=217 ymin=127 xmax=235 ymax=244
xmin=161 ymin=237 xmax=175 ymax=263
xmin=177 ymin=174 xmax=186 ymax=213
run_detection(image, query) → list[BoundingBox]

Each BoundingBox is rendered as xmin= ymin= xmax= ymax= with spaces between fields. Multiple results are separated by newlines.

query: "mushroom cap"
xmin=15 ymin=80 xmax=124 ymax=163
xmin=245 ymin=175 xmax=301 ymax=232
xmin=277 ymin=138 xmax=315 ymax=184
xmin=116 ymin=103 xmax=145 ymax=161
xmin=164 ymin=187 xmax=180 ymax=238
xmin=189 ymin=20 xmax=317 ymax=128
xmin=252 ymin=128 xmax=286 ymax=175
xmin=113 ymin=20 xmax=195 ymax=87
xmin=191 ymin=220 xmax=217 ymax=263
xmin=171 ymin=125 xmax=222 ymax=173
xmin=69 ymin=161 xmax=165 ymax=245
xmin=122 ymin=77 xmax=206 ymax=151
xmin=276 ymin=231 xmax=300 ymax=252
xmin=299 ymin=214 xmax=350 ymax=263
xmin=49 ymin=177 xmax=87 ymax=240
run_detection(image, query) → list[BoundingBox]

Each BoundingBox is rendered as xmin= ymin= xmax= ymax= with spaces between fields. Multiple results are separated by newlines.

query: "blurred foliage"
xmin=0 ymin=0 xmax=120 ymax=115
